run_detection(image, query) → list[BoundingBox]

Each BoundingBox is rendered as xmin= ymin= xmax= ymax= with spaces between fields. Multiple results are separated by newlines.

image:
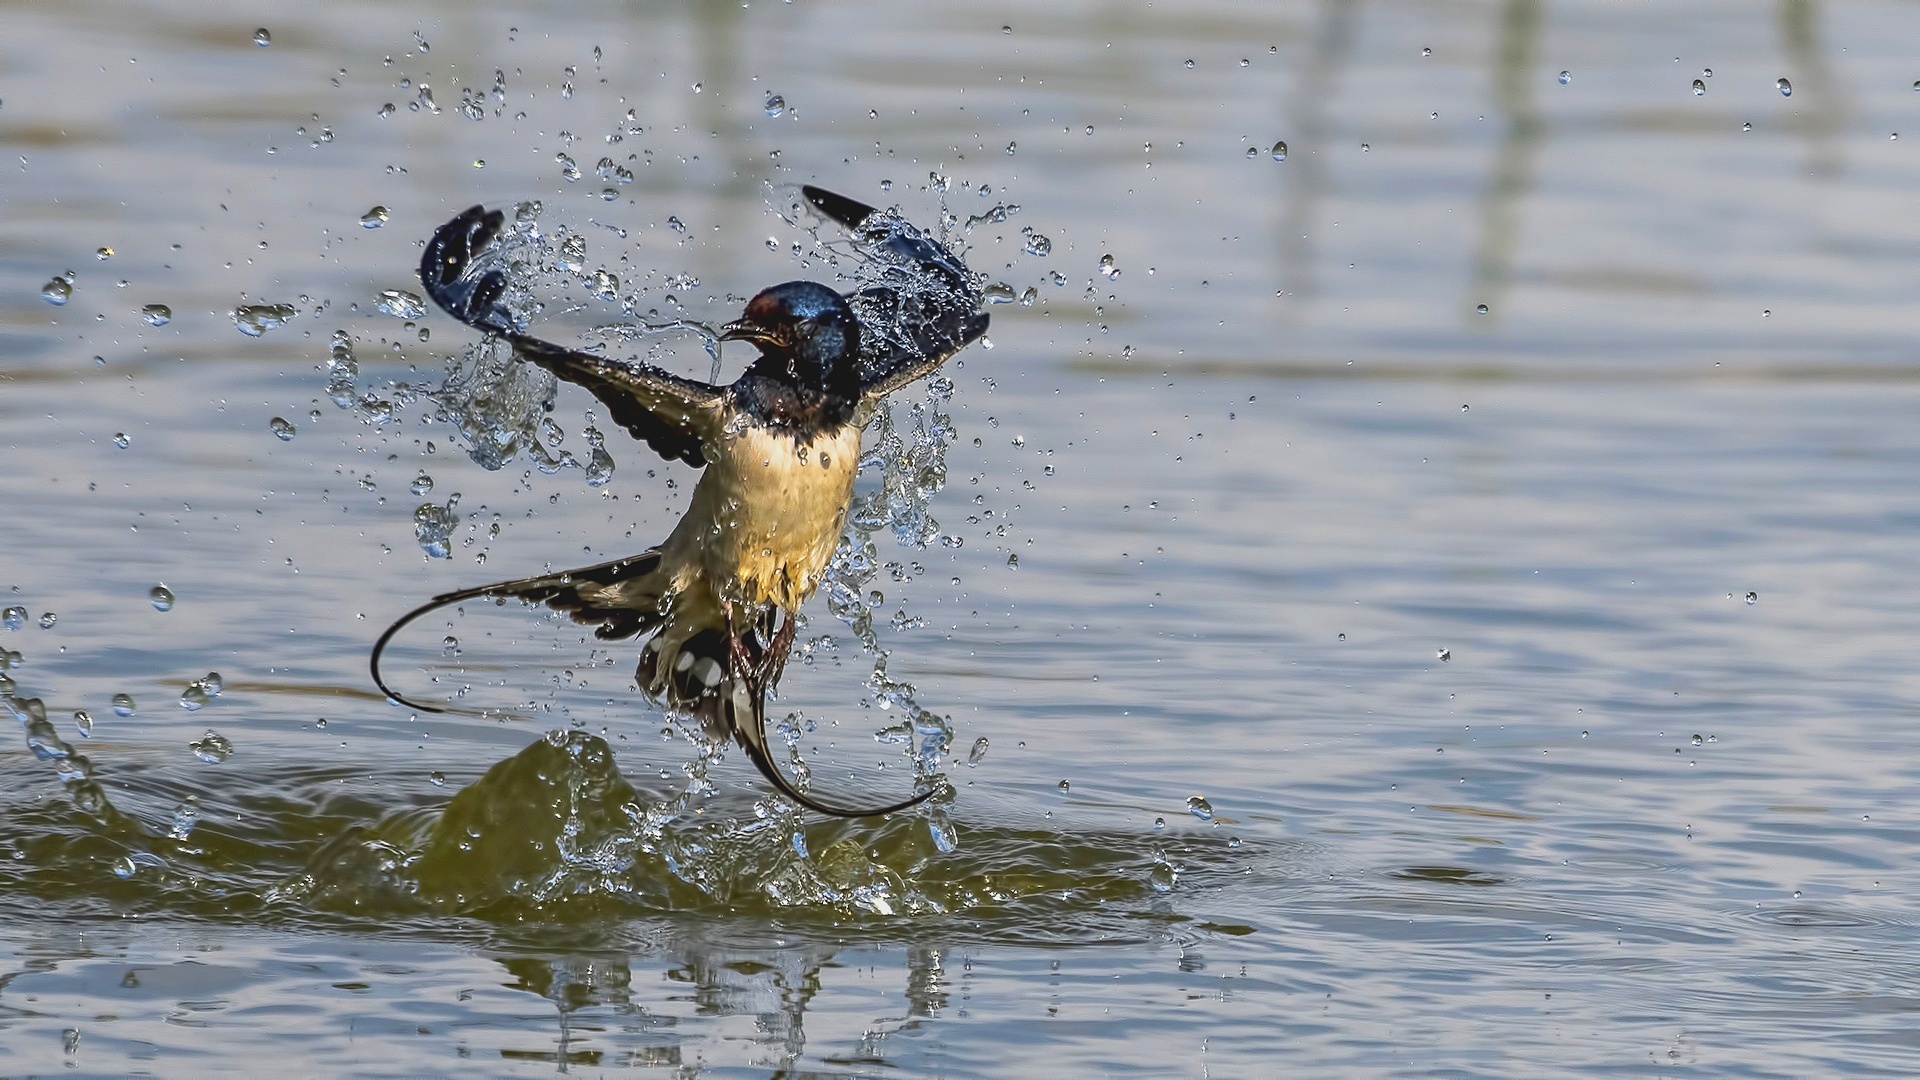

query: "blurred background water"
xmin=4 ymin=0 xmax=1920 ymax=1074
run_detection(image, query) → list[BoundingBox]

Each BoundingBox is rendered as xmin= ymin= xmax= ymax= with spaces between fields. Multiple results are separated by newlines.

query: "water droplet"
xmin=111 ymin=693 xmax=136 ymax=717
xmin=1020 ymin=228 xmax=1052 ymax=256
xmin=1006 ymin=140 xmax=1017 ymax=155
xmin=410 ymin=472 xmax=434 ymax=496
xmin=1098 ymin=254 xmax=1119 ymax=278
xmin=763 ymin=93 xmax=785 ymax=117
xmin=133 ymin=303 xmax=174 ymax=327
xmin=253 ymin=28 xmax=271 ymax=46
xmin=1006 ymin=553 xmax=1020 ymax=569
xmin=1437 ymin=647 xmax=1451 ymax=661
xmin=1743 ymin=121 xmax=1752 ymax=131
xmin=149 ymin=585 xmax=175 ymax=611
xmin=95 ymin=246 xmax=114 ymax=261
xmin=37 ymin=612 xmax=55 ymax=629
xmin=112 ymin=432 xmax=130 ymax=449
xmin=1559 ymin=70 xmax=1571 ymax=85
xmin=112 ymin=856 xmax=137 ymax=879
xmin=967 ymin=736 xmax=989 ymax=766
xmin=359 ymin=205 xmax=389 ymax=229
xmin=1147 ymin=860 xmax=1177 ymax=892
xmin=1271 ymin=140 xmax=1287 ymax=161
xmin=982 ymin=281 xmax=1017 ymax=304
xmin=1245 ymin=146 xmax=1259 ymax=159
xmin=1692 ymin=78 xmax=1706 ymax=96
xmin=928 ymin=813 xmax=959 ymax=853
xmin=441 ymin=635 xmax=459 ymax=654
xmin=1422 ymin=47 xmax=1432 ymax=57
xmin=73 ymin=710 xmax=93 ymax=736
xmin=1745 ymin=591 xmax=1757 ymax=605
xmin=203 ymin=672 xmax=223 ymax=695
xmin=373 ymin=290 xmax=424 ymax=320
xmin=233 ymin=303 xmax=296 ymax=337
xmin=414 ymin=497 xmax=459 ymax=559
xmin=180 ymin=684 xmax=208 ymax=711
xmin=190 ymin=730 xmax=234 ymax=764
xmin=1360 ymin=142 xmax=1370 ymax=152
xmin=1153 ymin=817 xmax=1165 ymax=830
xmin=1186 ymin=795 xmax=1215 ymax=821
xmin=40 ymin=275 xmax=72 ymax=305
xmin=1691 ymin=733 xmax=1704 ymax=747
xmin=268 ymin=416 xmax=295 ymax=440
xmin=1337 ymin=632 xmax=1346 ymax=641
xmin=165 ymin=799 xmax=199 ymax=842
xmin=1777 ymin=77 xmax=1792 ymax=97
xmin=1057 ymin=779 xmax=1070 ymax=792
xmin=584 ymin=445 xmax=615 ymax=487
xmin=428 ymin=770 xmax=446 ymax=787
xmin=1183 ymin=59 xmax=1195 ymax=69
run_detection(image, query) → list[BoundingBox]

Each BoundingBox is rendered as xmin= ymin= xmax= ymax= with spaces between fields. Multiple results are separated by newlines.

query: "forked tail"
xmin=372 ymin=553 xmax=931 ymax=818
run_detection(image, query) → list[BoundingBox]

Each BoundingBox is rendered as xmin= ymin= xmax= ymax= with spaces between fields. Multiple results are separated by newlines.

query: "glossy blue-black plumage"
xmin=728 ymin=281 xmax=862 ymax=437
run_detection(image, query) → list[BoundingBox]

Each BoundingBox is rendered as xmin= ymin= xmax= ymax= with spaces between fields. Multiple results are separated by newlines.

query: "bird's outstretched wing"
xmin=801 ymin=186 xmax=990 ymax=402
xmin=371 ymin=551 xmax=669 ymax=714
xmin=421 ymin=205 xmax=727 ymax=467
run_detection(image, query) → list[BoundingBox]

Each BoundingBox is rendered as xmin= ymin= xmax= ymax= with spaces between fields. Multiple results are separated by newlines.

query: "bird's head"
xmin=723 ymin=281 xmax=861 ymax=399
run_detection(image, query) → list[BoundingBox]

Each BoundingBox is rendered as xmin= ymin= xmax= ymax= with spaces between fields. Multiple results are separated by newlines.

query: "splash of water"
xmin=336 ymin=183 xmax=987 ymax=881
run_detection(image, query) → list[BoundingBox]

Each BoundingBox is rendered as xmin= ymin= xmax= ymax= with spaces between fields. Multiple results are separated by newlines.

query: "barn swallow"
xmin=372 ymin=186 xmax=988 ymax=817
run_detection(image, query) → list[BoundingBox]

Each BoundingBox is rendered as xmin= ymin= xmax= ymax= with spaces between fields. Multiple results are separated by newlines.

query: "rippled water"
xmin=5 ymin=0 xmax=1920 ymax=1073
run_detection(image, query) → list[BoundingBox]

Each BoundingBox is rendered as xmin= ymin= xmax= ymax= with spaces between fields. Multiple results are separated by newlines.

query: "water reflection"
xmin=468 ymin=933 xmax=959 ymax=1072
xmin=1276 ymin=0 xmax=1357 ymax=303
xmin=1468 ymin=0 xmax=1543 ymax=324
xmin=1778 ymin=0 xmax=1845 ymax=177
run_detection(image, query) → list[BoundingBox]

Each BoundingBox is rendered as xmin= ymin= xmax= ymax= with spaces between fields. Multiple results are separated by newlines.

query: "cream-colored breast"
xmin=669 ymin=422 xmax=863 ymax=609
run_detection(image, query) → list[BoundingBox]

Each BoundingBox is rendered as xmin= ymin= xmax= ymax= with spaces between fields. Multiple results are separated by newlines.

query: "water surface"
xmin=4 ymin=0 xmax=1920 ymax=1074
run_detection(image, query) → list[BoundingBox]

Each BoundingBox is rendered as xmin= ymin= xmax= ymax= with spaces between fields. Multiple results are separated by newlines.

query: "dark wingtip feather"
xmin=802 ymin=185 xmax=878 ymax=231
xmin=419 ymin=205 xmax=515 ymax=334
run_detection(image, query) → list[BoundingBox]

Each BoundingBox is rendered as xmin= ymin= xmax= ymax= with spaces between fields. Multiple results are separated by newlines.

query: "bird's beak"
xmin=720 ymin=319 xmax=787 ymax=348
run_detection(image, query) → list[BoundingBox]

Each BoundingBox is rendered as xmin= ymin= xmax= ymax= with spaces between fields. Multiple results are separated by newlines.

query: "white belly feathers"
xmin=663 ymin=422 xmax=863 ymax=610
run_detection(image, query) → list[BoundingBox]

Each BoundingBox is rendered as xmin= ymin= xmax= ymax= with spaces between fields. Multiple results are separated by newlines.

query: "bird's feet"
xmin=724 ymin=606 xmax=798 ymax=701
xmin=419 ymin=205 xmax=517 ymax=334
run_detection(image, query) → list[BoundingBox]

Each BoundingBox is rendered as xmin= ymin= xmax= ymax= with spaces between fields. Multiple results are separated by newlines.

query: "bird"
xmin=372 ymin=186 xmax=989 ymax=817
